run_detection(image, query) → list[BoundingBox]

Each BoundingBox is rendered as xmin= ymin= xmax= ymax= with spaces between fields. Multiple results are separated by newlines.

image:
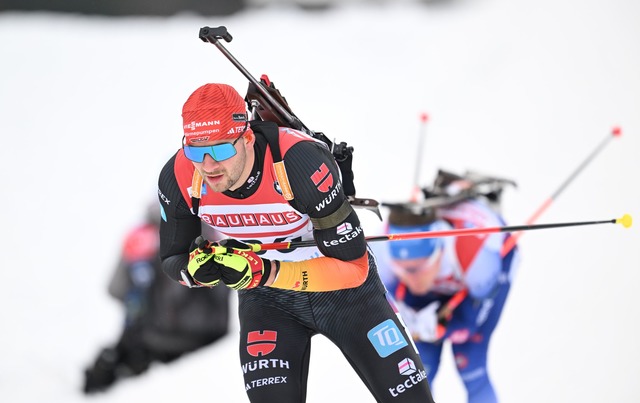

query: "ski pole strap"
xmin=309 ymin=199 xmax=353 ymax=230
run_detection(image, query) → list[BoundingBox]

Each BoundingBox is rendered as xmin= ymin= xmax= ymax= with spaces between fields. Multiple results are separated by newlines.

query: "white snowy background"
xmin=1 ymin=0 xmax=639 ymax=402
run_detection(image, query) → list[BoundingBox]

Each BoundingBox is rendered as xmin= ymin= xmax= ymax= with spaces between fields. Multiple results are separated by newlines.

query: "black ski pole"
xmin=501 ymin=125 xmax=622 ymax=253
xmin=440 ymin=126 xmax=623 ymax=320
xmin=410 ymin=112 xmax=429 ymax=202
xmin=247 ymin=214 xmax=631 ymax=252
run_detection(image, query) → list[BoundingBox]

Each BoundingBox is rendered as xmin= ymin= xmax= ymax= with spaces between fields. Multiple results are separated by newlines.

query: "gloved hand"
xmin=395 ymin=301 xmax=418 ymax=331
xmin=186 ymin=236 xmax=223 ymax=287
xmin=413 ymin=301 xmax=446 ymax=342
xmin=215 ymin=239 xmax=273 ymax=290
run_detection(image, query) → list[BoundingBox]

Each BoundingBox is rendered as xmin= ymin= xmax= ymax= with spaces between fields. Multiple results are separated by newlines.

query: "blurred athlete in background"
xmin=379 ymin=170 xmax=519 ymax=403
xmin=83 ymin=202 xmax=230 ymax=394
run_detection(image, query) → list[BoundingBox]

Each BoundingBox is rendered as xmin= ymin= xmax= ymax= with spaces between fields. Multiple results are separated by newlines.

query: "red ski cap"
xmin=182 ymin=83 xmax=248 ymax=145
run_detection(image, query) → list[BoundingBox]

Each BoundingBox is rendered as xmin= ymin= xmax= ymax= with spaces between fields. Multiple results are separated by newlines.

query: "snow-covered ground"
xmin=1 ymin=0 xmax=639 ymax=402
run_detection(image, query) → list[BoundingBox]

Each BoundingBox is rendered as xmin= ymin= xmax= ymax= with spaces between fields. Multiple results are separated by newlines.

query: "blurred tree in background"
xmin=0 ymin=0 xmax=246 ymax=16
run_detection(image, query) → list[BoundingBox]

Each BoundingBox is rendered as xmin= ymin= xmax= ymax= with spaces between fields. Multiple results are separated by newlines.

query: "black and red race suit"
xmin=158 ymin=121 xmax=434 ymax=402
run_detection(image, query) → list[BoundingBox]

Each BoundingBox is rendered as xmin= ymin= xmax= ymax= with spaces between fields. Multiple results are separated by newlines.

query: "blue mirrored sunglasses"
xmin=182 ymin=125 xmax=247 ymax=163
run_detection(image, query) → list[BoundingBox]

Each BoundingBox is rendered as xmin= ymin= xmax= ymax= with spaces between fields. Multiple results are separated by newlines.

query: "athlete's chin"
xmin=205 ymin=176 xmax=231 ymax=192
xmin=407 ymin=284 xmax=433 ymax=296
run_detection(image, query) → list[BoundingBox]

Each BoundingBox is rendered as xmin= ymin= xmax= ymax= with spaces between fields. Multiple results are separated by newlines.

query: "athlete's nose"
xmin=201 ymin=153 xmax=221 ymax=170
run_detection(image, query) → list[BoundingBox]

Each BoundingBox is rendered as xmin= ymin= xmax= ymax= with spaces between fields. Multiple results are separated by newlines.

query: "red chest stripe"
xmin=450 ymin=219 xmax=486 ymax=271
xmin=173 ymin=129 xmax=317 ymax=241
xmin=201 ymin=210 xmax=303 ymax=227
xmin=213 ymin=218 xmax=310 ymax=239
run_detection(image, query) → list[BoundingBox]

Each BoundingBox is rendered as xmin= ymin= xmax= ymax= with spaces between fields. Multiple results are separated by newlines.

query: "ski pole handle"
xmin=199 ymin=26 xmax=232 ymax=42
xmin=199 ymin=26 xmax=300 ymax=129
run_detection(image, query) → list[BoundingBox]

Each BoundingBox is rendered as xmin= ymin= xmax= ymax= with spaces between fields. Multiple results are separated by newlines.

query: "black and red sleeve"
xmin=157 ymin=153 xmax=201 ymax=283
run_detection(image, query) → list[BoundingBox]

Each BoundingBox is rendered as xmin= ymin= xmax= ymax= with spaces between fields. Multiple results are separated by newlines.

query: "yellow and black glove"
xmin=185 ymin=236 xmax=223 ymax=287
xmin=215 ymin=239 xmax=273 ymax=290
xmin=185 ymin=237 xmax=273 ymax=290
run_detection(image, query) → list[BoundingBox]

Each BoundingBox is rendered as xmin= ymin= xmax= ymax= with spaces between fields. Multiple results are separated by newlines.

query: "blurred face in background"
xmin=392 ymin=248 xmax=443 ymax=295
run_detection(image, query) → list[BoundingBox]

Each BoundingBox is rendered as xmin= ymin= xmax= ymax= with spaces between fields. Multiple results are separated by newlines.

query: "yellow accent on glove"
xmin=216 ymin=239 xmax=270 ymax=290
xmin=187 ymin=236 xmax=222 ymax=287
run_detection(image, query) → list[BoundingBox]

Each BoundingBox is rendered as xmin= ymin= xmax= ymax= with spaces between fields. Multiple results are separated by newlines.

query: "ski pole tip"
xmin=616 ymin=214 xmax=632 ymax=228
xmin=420 ymin=112 xmax=429 ymax=123
xmin=249 ymin=243 xmax=262 ymax=252
xmin=612 ymin=126 xmax=622 ymax=137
